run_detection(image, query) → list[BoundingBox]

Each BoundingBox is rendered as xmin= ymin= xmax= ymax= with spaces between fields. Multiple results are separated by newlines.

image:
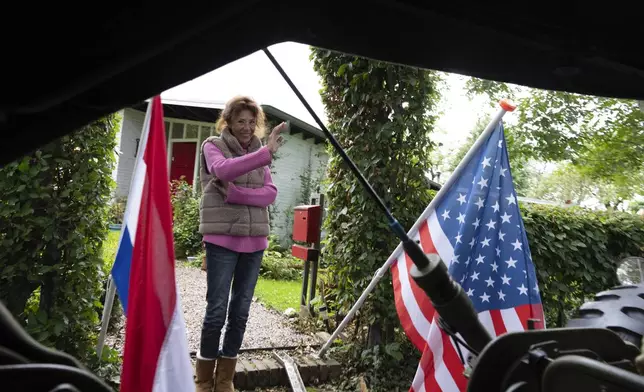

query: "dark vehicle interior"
xmin=2 ymin=1 xmax=644 ymax=391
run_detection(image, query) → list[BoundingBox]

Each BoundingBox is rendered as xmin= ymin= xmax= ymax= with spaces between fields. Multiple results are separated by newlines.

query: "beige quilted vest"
xmin=198 ymin=128 xmax=270 ymax=237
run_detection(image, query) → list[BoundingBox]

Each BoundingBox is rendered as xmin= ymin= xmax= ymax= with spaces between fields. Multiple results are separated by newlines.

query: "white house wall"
xmin=270 ymin=132 xmax=328 ymax=244
xmin=115 ymin=108 xmax=145 ymax=199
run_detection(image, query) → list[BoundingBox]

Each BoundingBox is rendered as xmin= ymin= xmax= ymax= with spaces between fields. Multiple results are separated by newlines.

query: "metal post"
xmin=300 ymin=259 xmax=310 ymax=317
xmin=96 ymin=100 xmax=153 ymax=360
xmin=316 ymin=103 xmax=513 ymax=358
xmin=639 ymin=259 xmax=644 ymax=284
xmin=309 ymin=254 xmax=319 ymax=315
xmin=308 ymin=193 xmax=324 ymax=315
xmin=96 ymin=275 xmax=116 ymax=359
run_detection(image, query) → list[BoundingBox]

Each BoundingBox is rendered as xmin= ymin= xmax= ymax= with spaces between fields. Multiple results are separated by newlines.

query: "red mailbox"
xmin=292 ymin=205 xmax=322 ymax=243
xmin=291 ymin=244 xmax=319 ymax=261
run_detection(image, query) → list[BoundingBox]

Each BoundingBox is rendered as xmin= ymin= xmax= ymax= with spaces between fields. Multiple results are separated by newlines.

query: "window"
xmin=186 ymin=124 xmax=199 ymax=139
xmin=172 ymin=123 xmax=184 ymax=139
xmin=163 ymin=117 xmax=219 ymax=192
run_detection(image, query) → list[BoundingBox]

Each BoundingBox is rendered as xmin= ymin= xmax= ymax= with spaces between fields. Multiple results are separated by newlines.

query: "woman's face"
xmin=230 ymin=109 xmax=256 ymax=146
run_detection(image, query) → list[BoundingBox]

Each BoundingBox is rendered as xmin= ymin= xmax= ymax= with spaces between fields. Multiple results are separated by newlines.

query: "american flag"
xmin=390 ymin=119 xmax=545 ymax=392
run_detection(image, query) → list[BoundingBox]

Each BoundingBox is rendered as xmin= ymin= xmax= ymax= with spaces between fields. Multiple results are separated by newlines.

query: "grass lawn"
xmin=254 ymin=278 xmax=301 ymax=313
xmin=102 ymin=230 xmax=121 ymax=267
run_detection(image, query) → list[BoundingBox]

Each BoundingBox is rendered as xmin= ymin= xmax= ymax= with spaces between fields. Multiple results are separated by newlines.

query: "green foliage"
xmin=85 ymin=345 xmax=122 ymax=390
xmin=311 ymin=47 xmax=443 ymax=344
xmin=108 ymin=196 xmax=126 ymax=224
xmin=0 ymin=113 xmax=120 ymax=372
xmin=328 ymin=336 xmax=421 ymax=392
xmin=530 ymin=163 xmax=639 ymax=209
xmin=170 ymin=179 xmax=202 ymax=258
xmin=521 ymin=204 xmax=644 ymax=327
xmin=465 ymin=77 xmax=644 ymax=202
xmin=258 ymin=235 xmax=302 ymax=281
xmin=629 ymin=199 xmax=644 ymax=214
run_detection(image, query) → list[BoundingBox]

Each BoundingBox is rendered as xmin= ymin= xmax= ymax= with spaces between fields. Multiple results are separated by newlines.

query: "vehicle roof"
xmin=3 ymin=1 xmax=643 ymax=165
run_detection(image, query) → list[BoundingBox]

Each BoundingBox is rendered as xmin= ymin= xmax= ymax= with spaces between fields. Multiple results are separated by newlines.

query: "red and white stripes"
xmin=390 ymin=209 xmax=538 ymax=392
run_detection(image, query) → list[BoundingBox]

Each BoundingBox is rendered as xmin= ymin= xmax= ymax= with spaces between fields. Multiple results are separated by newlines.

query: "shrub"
xmin=260 ymin=249 xmax=302 ymax=281
xmin=521 ymin=204 xmax=644 ymax=327
xmin=108 ymin=196 xmax=126 ymax=224
xmin=171 ymin=179 xmax=202 ymax=258
xmin=0 ymin=113 xmax=120 ymax=377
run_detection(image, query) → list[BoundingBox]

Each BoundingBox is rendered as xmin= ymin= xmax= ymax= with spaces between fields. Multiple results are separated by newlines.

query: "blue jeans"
xmin=199 ymin=242 xmax=264 ymax=359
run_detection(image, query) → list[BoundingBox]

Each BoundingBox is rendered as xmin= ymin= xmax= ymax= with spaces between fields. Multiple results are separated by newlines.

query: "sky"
xmin=162 ymin=41 xmax=494 ymax=153
xmin=160 ymin=41 xmax=641 ymax=209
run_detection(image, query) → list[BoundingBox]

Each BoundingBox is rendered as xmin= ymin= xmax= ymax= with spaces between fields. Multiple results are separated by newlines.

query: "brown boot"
xmin=195 ymin=358 xmax=216 ymax=392
xmin=214 ymin=356 xmax=237 ymax=392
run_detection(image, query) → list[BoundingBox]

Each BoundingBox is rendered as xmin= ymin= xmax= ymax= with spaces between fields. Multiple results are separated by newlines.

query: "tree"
xmin=465 ymin=77 xmax=644 ymax=201
xmin=311 ymin=47 xmax=442 ymax=346
xmin=530 ymin=163 xmax=643 ymax=210
xmin=0 ymin=114 xmax=119 ymax=363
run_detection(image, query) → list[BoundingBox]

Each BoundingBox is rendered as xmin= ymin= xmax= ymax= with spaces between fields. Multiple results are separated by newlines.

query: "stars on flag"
xmin=512 ymin=239 xmax=523 ymax=251
xmin=501 ymin=212 xmax=512 ymax=223
xmin=432 ymin=125 xmax=541 ymax=312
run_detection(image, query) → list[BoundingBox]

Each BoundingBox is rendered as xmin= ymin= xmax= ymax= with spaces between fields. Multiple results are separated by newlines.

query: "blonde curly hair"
xmin=215 ymin=95 xmax=267 ymax=139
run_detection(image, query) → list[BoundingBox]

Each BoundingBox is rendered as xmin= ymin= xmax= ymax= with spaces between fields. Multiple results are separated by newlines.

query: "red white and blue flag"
xmin=391 ymin=119 xmax=545 ymax=392
xmin=111 ymin=96 xmax=193 ymax=392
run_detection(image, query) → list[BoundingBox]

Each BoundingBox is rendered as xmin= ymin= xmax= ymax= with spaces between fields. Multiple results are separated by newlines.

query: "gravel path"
xmin=105 ymin=264 xmax=317 ymax=355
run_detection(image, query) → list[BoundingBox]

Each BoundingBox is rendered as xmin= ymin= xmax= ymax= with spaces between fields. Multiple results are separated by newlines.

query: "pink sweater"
xmin=202 ymin=143 xmax=277 ymax=253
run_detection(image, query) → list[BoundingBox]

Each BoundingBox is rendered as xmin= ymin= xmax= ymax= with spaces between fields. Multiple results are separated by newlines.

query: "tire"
xmin=565 ymin=284 xmax=644 ymax=348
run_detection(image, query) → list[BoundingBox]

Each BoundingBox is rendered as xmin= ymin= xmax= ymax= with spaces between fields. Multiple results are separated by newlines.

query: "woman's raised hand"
xmin=267 ymin=122 xmax=286 ymax=154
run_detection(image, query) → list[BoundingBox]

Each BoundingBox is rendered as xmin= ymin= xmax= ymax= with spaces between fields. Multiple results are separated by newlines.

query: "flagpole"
xmin=317 ymin=99 xmax=516 ymax=358
xmin=96 ymin=99 xmax=154 ymax=360
xmin=96 ymin=276 xmax=117 ymax=359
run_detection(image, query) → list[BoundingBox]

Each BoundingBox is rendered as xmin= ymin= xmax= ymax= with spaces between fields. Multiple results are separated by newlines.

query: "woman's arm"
xmin=225 ymin=167 xmax=278 ymax=208
xmin=204 ymin=142 xmax=272 ymax=182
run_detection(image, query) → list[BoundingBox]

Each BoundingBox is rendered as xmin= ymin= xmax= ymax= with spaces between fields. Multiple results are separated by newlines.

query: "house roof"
xmin=131 ymin=98 xmax=326 ymax=144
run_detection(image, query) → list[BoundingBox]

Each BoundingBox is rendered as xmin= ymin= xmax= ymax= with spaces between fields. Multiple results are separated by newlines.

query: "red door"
xmin=170 ymin=142 xmax=197 ymax=185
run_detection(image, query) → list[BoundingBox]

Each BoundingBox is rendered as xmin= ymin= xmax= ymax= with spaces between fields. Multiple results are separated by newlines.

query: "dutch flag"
xmin=111 ymin=96 xmax=193 ymax=391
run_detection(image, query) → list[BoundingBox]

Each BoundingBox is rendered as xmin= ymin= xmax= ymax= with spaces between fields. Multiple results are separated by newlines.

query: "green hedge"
xmin=521 ymin=204 xmax=644 ymax=327
xmin=0 ymin=113 xmax=122 ymax=387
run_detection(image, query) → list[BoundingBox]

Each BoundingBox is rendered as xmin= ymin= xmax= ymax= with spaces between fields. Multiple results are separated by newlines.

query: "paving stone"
xmin=324 ymin=357 xmax=342 ymax=379
xmin=303 ymin=356 xmax=321 ymax=383
xmin=251 ymin=359 xmax=269 ymax=387
xmin=293 ymin=357 xmax=307 ymax=383
xmin=312 ymin=356 xmax=329 ymax=382
xmin=242 ymin=359 xmax=259 ymax=389
xmin=233 ymin=360 xmax=248 ymax=390
xmin=262 ymin=358 xmax=282 ymax=385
